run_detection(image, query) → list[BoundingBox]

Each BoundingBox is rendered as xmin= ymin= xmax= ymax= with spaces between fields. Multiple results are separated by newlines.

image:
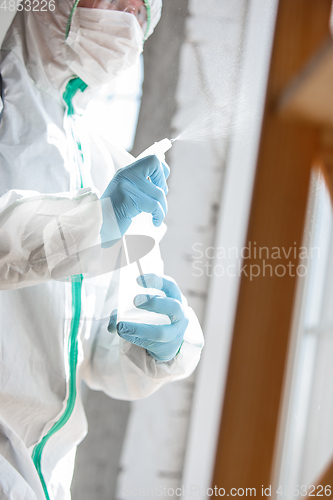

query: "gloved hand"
xmin=107 ymin=274 xmax=189 ymax=362
xmin=100 ymin=155 xmax=170 ymax=240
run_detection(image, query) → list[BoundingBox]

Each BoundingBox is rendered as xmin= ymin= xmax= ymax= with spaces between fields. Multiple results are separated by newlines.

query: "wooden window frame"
xmin=213 ymin=0 xmax=333 ymax=495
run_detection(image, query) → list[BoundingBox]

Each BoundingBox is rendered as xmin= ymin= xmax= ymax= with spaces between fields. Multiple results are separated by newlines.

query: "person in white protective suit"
xmin=0 ymin=0 xmax=204 ymax=499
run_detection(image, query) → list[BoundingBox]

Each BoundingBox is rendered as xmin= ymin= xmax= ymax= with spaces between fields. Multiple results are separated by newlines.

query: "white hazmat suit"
xmin=0 ymin=1 xmax=204 ymax=499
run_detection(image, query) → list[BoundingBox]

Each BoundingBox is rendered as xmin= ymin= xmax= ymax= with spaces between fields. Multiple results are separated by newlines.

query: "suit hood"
xmin=1 ymin=0 xmax=162 ymax=101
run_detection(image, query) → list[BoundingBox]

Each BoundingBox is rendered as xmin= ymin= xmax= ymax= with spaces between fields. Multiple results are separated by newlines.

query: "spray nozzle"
xmin=137 ymin=138 xmax=173 ymax=162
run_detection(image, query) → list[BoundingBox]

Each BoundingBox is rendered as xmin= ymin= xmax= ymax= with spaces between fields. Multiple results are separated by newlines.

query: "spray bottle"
xmin=135 ymin=138 xmax=173 ymax=160
xmin=117 ymin=138 xmax=174 ymax=325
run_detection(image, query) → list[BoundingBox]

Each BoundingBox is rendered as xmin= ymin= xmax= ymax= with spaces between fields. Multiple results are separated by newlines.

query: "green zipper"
xmin=32 ymin=79 xmax=86 ymax=499
xmin=62 ymin=77 xmax=87 ymax=116
xmin=32 ymin=277 xmax=82 ymax=500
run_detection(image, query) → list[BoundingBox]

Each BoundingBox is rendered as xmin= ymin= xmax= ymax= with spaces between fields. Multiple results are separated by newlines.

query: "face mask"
xmin=65 ymin=7 xmax=144 ymax=89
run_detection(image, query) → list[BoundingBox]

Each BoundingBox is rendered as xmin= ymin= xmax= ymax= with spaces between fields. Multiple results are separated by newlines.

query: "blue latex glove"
xmin=101 ymin=155 xmax=170 ymax=240
xmin=107 ymin=274 xmax=189 ymax=362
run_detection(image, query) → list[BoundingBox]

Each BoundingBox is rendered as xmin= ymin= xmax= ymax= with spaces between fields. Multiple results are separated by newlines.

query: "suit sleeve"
xmin=0 ymin=187 xmax=102 ymax=289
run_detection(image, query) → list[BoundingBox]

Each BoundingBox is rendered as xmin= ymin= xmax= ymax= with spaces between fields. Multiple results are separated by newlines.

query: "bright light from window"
xmin=85 ymin=56 xmax=144 ymax=152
